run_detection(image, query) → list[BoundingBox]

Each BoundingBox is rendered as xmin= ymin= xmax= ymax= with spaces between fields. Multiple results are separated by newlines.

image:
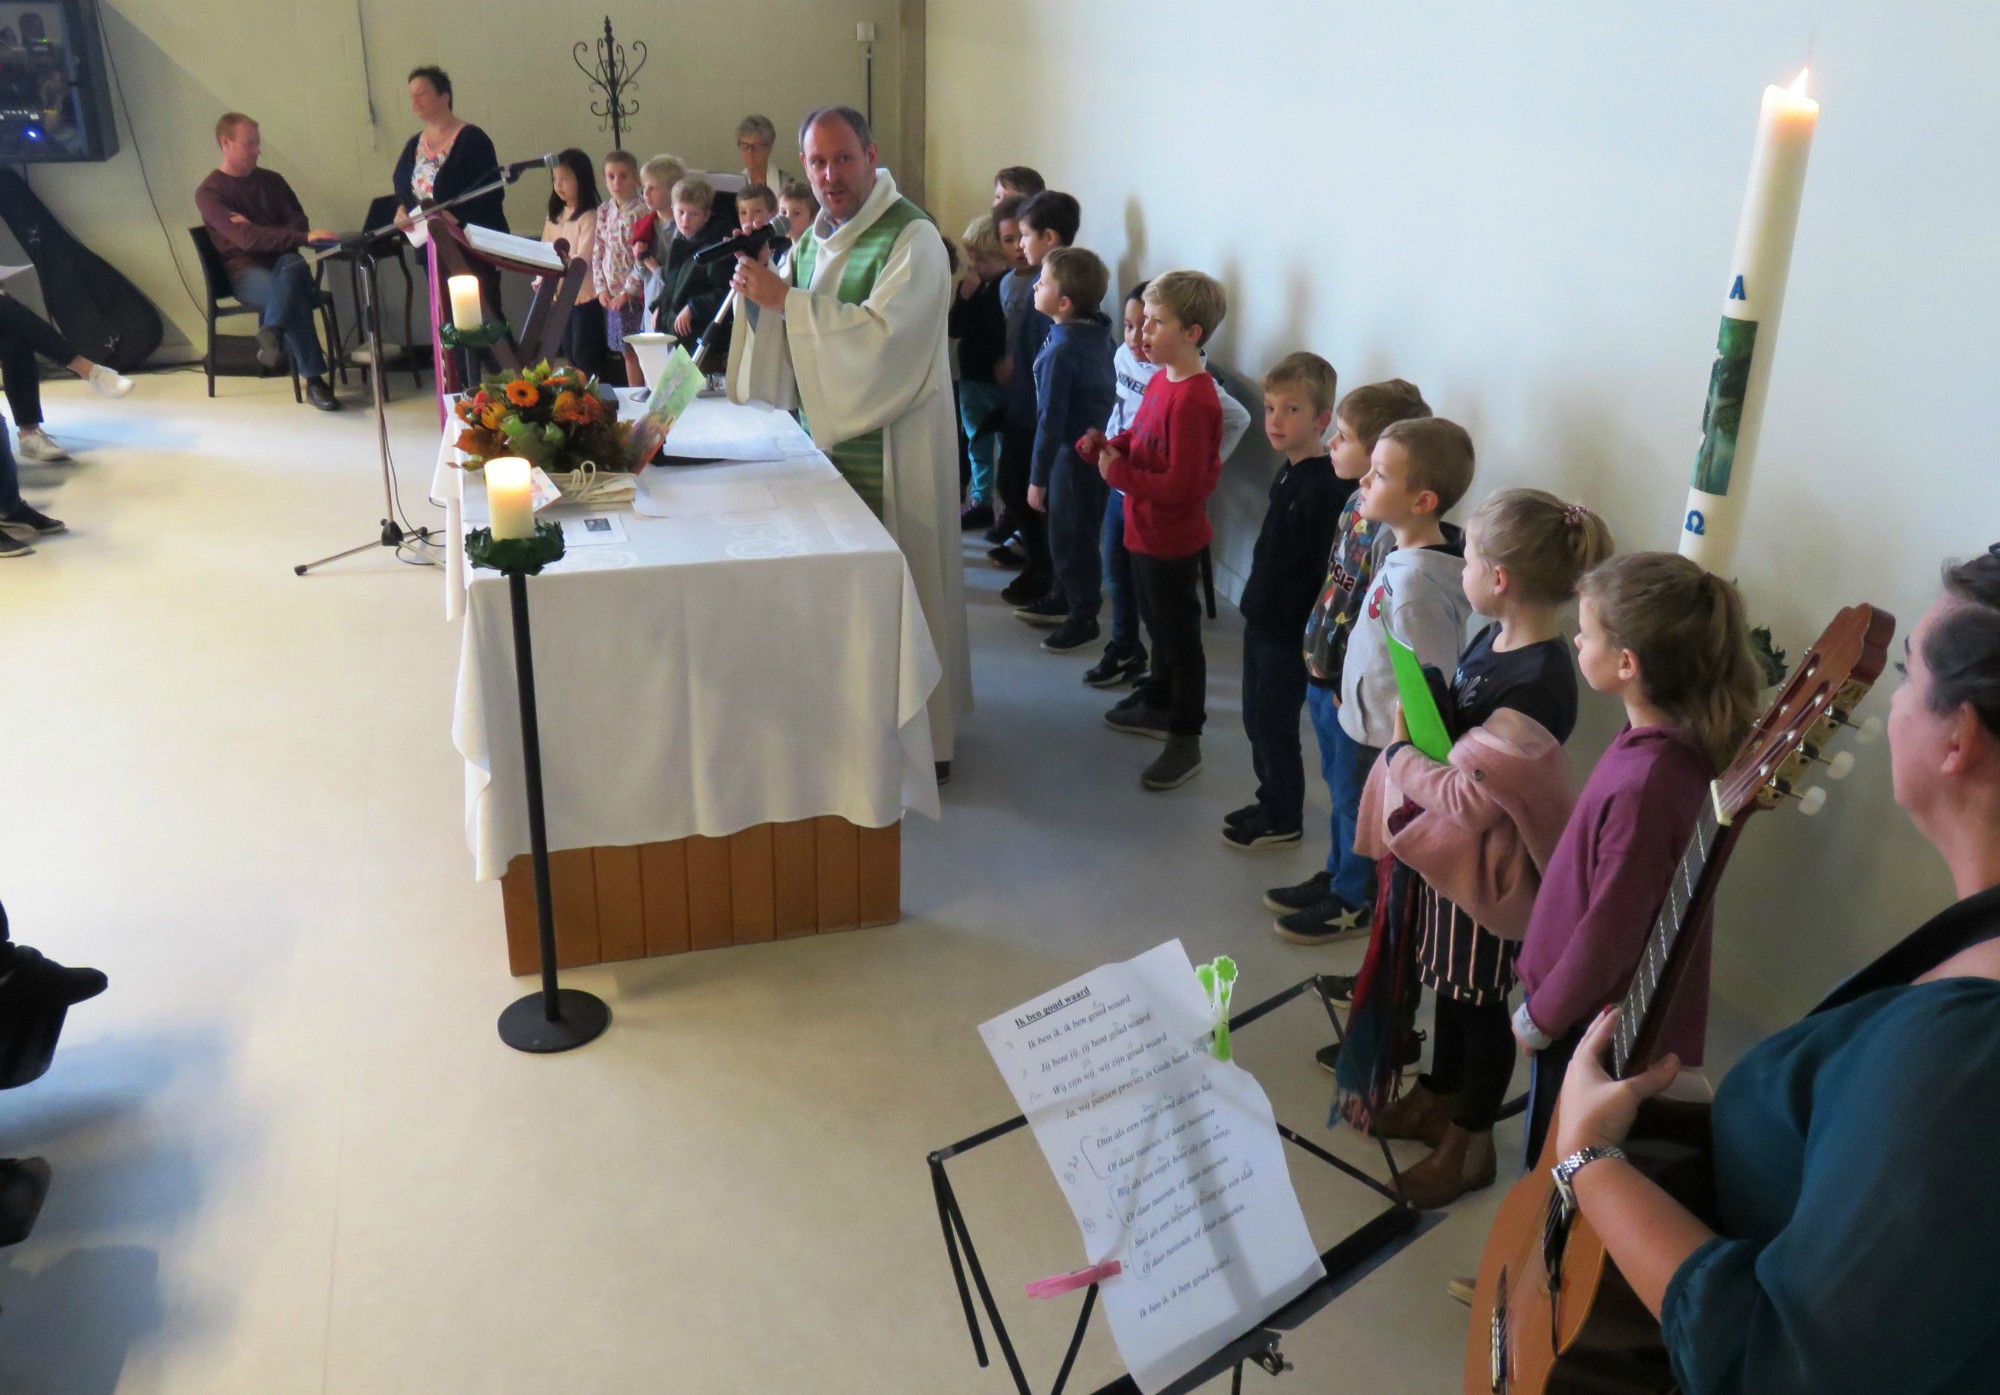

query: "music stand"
xmin=926 ymin=974 xmax=1437 ymax=1395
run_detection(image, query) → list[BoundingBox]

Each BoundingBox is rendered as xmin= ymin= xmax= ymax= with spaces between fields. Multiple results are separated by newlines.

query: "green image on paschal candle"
xmin=1691 ymin=315 xmax=1759 ymax=496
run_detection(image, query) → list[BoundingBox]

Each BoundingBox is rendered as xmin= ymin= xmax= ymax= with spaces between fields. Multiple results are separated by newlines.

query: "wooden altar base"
xmin=500 ymin=818 xmax=901 ymax=975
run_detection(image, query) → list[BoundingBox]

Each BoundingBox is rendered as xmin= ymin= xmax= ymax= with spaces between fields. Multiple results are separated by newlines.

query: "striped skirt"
xmin=1415 ymin=883 xmax=1518 ymax=1006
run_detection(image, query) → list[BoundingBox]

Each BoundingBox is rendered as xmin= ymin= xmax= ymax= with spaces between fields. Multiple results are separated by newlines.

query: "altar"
xmin=430 ymin=394 xmax=942 ymax=974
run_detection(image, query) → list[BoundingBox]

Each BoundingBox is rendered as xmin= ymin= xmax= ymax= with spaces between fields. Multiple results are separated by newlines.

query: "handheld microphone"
xmin=692 ymin=214 xmax=792 ymax=264
xmin=503 ymin=152 xmax=560 ymax=182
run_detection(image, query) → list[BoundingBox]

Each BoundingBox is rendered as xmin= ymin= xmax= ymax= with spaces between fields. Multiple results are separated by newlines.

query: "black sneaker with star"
xmin=1221 ymin=809 xmax=1303 ymax=851
xmin=1273 ymin=893 xmax=1372 ymax=945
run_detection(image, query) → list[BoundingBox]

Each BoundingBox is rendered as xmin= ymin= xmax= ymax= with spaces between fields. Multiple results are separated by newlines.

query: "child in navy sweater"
xmin=1024 ymin=247 xmax=1119 ymax=652
xmin=1223 ymin=352 xmax=1347 ymax=850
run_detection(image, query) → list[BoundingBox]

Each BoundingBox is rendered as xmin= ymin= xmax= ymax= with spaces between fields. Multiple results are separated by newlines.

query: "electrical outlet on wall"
xmin=856 ymin=21 xmax=877 ymax=42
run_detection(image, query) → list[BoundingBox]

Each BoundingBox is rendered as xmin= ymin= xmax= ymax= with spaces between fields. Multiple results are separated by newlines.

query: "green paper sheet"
xmin=645 ymin=344 xmax=705 ymax=433
xmin=1386 ymin=630 xmax=1453 ymax=761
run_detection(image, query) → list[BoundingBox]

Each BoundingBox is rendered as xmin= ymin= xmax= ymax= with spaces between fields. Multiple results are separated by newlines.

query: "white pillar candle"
xmin=1679 ymin=69 xmax=1819 ymax=574
xmin=485 ymin=456 xmax=535 ymax=540
xmin=448 ymin=274 xmax=484 ymax=333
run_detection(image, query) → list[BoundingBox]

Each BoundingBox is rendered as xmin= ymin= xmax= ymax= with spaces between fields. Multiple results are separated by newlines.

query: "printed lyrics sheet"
xmin=979 ymin=941 xmax=1324 ymax=1393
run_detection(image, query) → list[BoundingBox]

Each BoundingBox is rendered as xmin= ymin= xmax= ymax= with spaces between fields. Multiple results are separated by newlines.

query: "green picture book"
xmin=645 ymin=343 xmax=705 ymax=433
xmin=1386 ymin=630 xmax=1453 ymax=761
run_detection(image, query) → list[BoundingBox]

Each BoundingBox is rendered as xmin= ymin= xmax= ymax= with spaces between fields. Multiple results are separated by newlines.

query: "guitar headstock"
xmin=1714 ymin=603 xmax=1897 ymax=826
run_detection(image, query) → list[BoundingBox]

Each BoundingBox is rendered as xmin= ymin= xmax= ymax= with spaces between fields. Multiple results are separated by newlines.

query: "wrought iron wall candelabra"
xmin=573 ymin=15 xmax=648 ymax=152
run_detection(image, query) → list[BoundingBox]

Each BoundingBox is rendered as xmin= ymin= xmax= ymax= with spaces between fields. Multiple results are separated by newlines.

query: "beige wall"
xmin=11 ymin=0 xmax=907 ymax=351
xmin=929 ymin=0 xmax=2000 ymax=1026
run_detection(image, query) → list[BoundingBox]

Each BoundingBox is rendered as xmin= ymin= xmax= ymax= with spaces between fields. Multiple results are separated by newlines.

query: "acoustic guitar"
xmin=1463 ymin=601 xmax=1896 ymax=1395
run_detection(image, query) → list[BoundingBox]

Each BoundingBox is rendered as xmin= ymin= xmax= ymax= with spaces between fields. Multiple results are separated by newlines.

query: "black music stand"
xmin=927 ymin=975 xmax=1438 ymax=1395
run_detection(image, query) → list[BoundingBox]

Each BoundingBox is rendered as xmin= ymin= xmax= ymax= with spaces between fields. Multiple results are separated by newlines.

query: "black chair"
xmin=322 ymin=194 xmax=425 ymax=399
xmin=188 ymin=226 xmax=343 ymax=399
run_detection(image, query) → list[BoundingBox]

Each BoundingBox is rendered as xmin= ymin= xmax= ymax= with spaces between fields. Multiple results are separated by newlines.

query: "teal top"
xmin=1661 ymin=974 xmax=2000 ymax=1393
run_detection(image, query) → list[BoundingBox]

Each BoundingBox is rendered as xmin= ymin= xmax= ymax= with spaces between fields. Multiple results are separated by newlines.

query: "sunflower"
xmin=505 ymin=380 xmax=539 ymax=407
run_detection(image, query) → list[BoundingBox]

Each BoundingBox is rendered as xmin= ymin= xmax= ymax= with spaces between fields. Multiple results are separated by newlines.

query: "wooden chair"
xmin=187 ymin=226 xmax=343 ymax=399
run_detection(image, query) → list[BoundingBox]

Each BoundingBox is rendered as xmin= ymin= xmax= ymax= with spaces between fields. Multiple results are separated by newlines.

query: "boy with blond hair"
xmin=1081 ymin=269 xmax=1229 ymax=790
xmin=1222 ymin=351 xmax=1345 ymax=850
xmin=1026 ymin=246 xmax=1118 ymax=651
xmin=950 ymin=214 xmax=1010 ymax=527
xmin=652 ymin=174 xmax=730 ymax=349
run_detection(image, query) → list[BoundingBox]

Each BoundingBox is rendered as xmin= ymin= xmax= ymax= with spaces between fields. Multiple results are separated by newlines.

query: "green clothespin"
xmin=1197 ymin=956 xmax=1238 ymax=1061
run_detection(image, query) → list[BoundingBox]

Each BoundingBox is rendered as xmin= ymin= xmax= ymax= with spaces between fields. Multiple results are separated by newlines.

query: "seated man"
xmin=194 ymin=112 xmax=340 ymax=411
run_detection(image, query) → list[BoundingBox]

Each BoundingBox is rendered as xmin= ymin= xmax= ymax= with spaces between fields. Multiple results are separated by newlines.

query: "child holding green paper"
xmin=1354 ymin=488 xmax=1613 ymax=1209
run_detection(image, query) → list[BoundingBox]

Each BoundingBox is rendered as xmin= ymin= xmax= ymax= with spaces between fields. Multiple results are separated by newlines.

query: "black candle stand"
xmin=467 ymin=522 xmax=612 ymax=1053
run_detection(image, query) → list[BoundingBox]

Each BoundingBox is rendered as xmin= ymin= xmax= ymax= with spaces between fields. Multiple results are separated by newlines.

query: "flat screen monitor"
xmin=0 ymin=1 xmax=118 ymax=163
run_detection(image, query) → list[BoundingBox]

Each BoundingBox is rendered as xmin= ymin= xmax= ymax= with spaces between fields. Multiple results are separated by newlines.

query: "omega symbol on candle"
xmin=1685 ymin=509 xmax=1707 ymax=537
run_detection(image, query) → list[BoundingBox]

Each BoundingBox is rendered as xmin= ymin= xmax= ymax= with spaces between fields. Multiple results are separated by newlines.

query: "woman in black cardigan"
xmin=392 ymin=65 xmax=507 ymax=233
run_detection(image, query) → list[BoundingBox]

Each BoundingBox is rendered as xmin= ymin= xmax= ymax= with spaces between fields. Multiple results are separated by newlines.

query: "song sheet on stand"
xmin=979 ymin=941 xmax=1324 ymax=1394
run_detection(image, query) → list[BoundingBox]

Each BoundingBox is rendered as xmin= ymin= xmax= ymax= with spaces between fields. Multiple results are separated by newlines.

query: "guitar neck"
xmin=1609 ymin=791 xmax=1742 ymax=1079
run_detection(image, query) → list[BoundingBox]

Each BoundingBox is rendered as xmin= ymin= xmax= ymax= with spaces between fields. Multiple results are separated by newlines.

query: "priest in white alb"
xmin=725 ymin=105 xmax=972 ymax=777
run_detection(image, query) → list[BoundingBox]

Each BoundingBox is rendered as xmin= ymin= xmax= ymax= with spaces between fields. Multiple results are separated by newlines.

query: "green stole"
xmin=791 ymin=196 xmax=931 ymax=516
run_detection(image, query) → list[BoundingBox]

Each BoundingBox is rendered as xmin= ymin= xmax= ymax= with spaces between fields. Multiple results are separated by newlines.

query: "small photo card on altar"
xmin=646 ymin=344 xmax=706 ymax=433
xmin=978 ymin=941 xmax=1325 ymax=1394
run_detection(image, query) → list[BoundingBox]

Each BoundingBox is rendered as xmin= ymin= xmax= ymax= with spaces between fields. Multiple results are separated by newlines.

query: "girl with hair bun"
xmin=1511 ymin=550 xmax=1761 ymax=1161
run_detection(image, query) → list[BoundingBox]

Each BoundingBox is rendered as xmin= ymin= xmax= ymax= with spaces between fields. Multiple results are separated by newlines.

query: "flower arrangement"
xmin=450 ymin=361 xmax=634 ymax=473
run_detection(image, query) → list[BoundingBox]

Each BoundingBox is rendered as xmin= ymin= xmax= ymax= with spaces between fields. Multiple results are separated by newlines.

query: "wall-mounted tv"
xmin=0 ymin=1 xmax=118 ymax=163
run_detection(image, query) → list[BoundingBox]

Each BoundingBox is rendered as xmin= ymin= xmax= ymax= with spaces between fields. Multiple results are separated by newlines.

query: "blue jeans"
xmin=1307 ymin=684 xmax=1380 ymax=906
xmin=1100 ymin=489 xmax=1142 ymax=654
xmin=1049 ymin=453 xmax=1108 ymax=622
xmin=957 ymin=379 xmax=1003 ymax=505
xmin=231 ymin=253 xmax=328 ymax=379
xmin=1242 ymin=630 xmax=1309 ymax=831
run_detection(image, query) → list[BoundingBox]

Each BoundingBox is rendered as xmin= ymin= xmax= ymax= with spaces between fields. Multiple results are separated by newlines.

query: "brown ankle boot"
xmin=1398 ymin=1124 xmax=1497 ymax=1208
xmin=1367 ymin=1082 xmax=1461 ymax=1145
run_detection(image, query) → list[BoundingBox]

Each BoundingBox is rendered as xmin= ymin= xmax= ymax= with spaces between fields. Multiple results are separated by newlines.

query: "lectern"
xmin=425 ymin=218 xmax=588 ymax=398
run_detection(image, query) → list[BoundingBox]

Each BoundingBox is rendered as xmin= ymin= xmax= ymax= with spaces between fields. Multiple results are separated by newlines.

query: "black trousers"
xmin=1524 ymin=1022 xmax=1586 ymax=1164
xmin=997 ymin=423 xmax=1052 ymax=580
xmin=1424 ymin=994 xmax=1517 ymax=1133
xmin=1132 ymin=550 xmax=1207 ymax=736
xmin=0 ymin=293 xmax=80 ymax=428
xmin=1242 ymin=629 xmax=1309 ymax=829
xmin=562 ymin=298 xmax=608 ymax=381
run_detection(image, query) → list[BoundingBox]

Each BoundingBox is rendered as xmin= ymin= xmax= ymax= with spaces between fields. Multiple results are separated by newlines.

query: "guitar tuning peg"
xmin=1830 ymin=712 xmax=1883 ymax=745
xmin=1795 ymin=785 xmax=1829 ymax=816
xmin=1824 ymin=749 xmax=1856 ymax=781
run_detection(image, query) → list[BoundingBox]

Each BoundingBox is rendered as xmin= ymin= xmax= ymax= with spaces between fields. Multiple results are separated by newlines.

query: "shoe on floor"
xmin=988 ymin=543 xmax=1027 ymax=570
xmin=1446 ymin=1276 xmax=1475 ymax=1307
xmin=982 ymin=521 xmax=1011 ymax=545
xmin=1222 ymin=802 xmax=1264 ymax=832
xmin=88 ymin=364 xmax=135 ymax=396
xmin=15 ymin=428 xmax=70 ymax=463
xmin=255 ymin=326 xmax=285 ymax=369
xmin=1274 ymin=892 xmax=1371 ymax=945
xmin=999 ymin=570 xmax=1048 ymax=606
xmin=1398 ymin=1124 xmax=1497 ymax=1209
xmin=1083 ymin=645 xmax=1148 ymax=689
xmin=1041 ymin=616 xmax=1100 ymax=652
xmin=1222 ymin=809 xmax=1302 ymax=851
xmin=935 ymin=760 xmax=951 ymax=786
xmin=1368 ymin=1080 xmax=1460 ymax=1144
xmin=1013 ymin=594 xmax=1067 ymax=627
xmin=2 ymin=502 xmax=66 ymax=536
xmin=1142 ymin=735 xmax=1202 ymax=791
xmin=0 ymin=531 xmax=32 ymax=559
xmin=960 ymin=501 xmax=994 ymax=531
xmin=1315 ymin=1042 xmax=1343 ymax=1076
xmin=1264 ymin=870 xmax=1333 ymax=914
xmin=0 ymin=1156 xmax=52 ymax=1247
xmin=306 ymin=378 xmax=341 ymax=412
xmin=1104 ymin=702 xmax=1171 ymax=740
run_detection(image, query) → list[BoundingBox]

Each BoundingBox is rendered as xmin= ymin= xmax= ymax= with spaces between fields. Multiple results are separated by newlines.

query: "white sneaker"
xmin=88 ymin=364 xmax=135 ymax=397
xmin=16 ymin=429 xmax=70 ymax=463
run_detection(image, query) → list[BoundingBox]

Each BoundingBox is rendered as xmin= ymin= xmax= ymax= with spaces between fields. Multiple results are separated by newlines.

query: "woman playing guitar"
xmin=1552 ymin=549 xmax=2000 ymax=1394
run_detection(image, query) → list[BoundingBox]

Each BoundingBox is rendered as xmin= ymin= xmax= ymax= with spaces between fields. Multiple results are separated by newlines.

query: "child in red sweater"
xmin=1510 ymin=552 xmax=1763 ymax=1163
xmin=1079 ymin=270 xmax=1228 ymax=791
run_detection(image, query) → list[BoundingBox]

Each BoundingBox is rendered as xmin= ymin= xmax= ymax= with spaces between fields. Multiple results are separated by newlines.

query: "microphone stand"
xmin=292 ymin=162 xmax=541 ymax=576
xmin=686 ymin=233 xmax=789 ymax=372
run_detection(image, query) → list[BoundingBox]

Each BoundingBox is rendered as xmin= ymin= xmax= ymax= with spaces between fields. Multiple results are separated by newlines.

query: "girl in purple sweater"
xmin=1512 ymin=553 xmax=1763 ymax=1162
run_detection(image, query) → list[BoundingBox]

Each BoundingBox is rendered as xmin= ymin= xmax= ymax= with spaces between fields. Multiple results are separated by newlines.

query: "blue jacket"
xmin=1030 ymin=314 xmax=1117 ymax=489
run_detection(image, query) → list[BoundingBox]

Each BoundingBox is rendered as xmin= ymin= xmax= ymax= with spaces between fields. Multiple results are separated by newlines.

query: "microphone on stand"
xmin=502 ymin=152 xmax=560 ymax=182
xmin=692 ymin=214 xmax=793 ymax=264
xmin=688 ymin=216 xmax=793 ymax=368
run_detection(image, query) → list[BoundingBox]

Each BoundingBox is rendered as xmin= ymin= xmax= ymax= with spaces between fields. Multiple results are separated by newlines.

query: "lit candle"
xmin=448 ymin=274 xmax=484 ymax=333
xmin=485 ymin=456 xmax=535 ymax=540
xmin=1679 ymin=68 xmax=1819 ymax=574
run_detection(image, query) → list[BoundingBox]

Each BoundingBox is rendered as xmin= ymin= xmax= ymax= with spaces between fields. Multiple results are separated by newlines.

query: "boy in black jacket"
xmin=1224 ymin=352 xmax=1346 ymax=850
xmin=651 ymin=174 xmax=732 ymax=360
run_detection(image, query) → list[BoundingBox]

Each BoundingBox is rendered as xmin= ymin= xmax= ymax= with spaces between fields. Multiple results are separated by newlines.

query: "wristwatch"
xmin=1552 ymin=1144 xmax=1627 ymax=1215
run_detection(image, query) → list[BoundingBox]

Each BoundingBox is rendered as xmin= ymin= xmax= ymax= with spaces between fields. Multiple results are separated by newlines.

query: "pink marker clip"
xmin=1025 ymin=1259 xmax=1122 ymax=1299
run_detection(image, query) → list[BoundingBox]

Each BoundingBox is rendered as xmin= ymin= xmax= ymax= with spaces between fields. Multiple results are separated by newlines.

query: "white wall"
xmin=11 ymin=0 xmax=908 ymax=352
xmin=929 ymin=0 xmax=2000 ymax=1026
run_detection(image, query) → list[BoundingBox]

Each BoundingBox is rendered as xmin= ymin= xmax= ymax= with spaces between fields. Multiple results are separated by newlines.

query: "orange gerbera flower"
xmin=480 ymin=403 xmax=507 ymax=430
xmin=505 ymin=380 xmax=539 ymax=407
